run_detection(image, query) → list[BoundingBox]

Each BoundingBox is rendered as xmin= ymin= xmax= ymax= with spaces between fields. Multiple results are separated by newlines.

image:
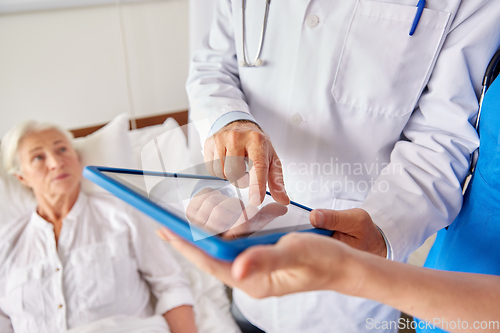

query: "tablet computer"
xmin=83 ymin=166 xmax=333 ymax=261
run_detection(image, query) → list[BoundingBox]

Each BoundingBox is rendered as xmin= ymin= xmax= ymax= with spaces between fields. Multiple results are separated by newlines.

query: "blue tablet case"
xmin=83 ymin=166 xmax=333 ymax=261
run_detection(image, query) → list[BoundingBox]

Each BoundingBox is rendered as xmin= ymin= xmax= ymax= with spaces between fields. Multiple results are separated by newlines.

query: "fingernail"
xmin=314 ymin=211 xmax=325 ymax=227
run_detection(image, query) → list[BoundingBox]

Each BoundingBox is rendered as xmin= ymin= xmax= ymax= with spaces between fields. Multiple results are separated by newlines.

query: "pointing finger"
xmin=267 ymin=153 xmax=289 ymax=205
xmin=247 ymin=136 xmax=270 ymax=206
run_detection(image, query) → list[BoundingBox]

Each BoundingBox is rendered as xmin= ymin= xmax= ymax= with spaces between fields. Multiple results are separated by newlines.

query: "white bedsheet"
xmin=68 ymin=315 xmax=170 ymax=333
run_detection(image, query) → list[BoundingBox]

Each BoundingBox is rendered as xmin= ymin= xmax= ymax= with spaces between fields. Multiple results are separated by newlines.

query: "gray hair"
xmin=1 ymin=121 xmax=74 ymax=175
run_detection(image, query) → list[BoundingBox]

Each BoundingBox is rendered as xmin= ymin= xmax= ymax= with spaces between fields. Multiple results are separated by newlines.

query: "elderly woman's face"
xmin=16 ymin=129 xmax=82 ymax=196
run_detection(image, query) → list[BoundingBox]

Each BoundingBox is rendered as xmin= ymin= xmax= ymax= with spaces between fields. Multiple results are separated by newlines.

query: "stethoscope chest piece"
xmin=239 ymin=59 xmax=264 ymax=67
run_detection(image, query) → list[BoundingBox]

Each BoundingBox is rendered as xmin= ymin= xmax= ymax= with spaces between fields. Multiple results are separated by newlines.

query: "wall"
xmin=0 ymin=0 xmax=189 ymax=137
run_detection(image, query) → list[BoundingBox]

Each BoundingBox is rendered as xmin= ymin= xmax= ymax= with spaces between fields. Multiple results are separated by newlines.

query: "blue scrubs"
xmin=415 ymin=77 xmax=500 ymax=333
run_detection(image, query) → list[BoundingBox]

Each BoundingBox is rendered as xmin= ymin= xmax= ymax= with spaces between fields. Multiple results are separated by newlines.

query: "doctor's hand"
xmin=204 ymin=120 xmax=289 ymax=206
xmin=157 ymin=228 xmax=364 ymax=299
xmin=310 ymin=208 xmax=387 ymax=258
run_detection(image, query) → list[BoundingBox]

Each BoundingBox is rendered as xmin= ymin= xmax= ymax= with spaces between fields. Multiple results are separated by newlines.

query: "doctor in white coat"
xmin=186 ymin=0 xmax=500 ymax=332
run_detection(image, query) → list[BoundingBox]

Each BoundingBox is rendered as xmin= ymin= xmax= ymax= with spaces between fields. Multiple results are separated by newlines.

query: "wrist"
xmin=326 ymin=243 xmax=368 ymax=296
xmin=357 ymin=208 xmax=388 ymax=258
xmin=208 ymin=110 xmax=259 ymax=138
xmin=224 ymin=119 xmax=263 ymax=132
xmin=374 ymin=224 xmax=390 ymax=259
xmin=344 ymin=251 xmax=373 ymax=299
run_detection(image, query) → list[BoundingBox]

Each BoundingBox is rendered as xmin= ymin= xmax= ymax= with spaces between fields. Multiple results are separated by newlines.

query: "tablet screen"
xmin=102 ymin=171 xmax=314 ymax=240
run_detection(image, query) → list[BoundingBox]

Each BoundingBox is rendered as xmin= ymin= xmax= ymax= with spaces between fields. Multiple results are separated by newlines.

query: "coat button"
xmin=305 ymin=15 xmax=319 ymax=28
xmin=58 ymin=304 xmax=63 ymax=309
xmin=290 ymin=113 xmax=303 ymax=126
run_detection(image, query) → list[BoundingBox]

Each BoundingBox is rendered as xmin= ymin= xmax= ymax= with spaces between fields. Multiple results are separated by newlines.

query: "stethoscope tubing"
xmin=240 ymin=0 xmax=271 ymax=67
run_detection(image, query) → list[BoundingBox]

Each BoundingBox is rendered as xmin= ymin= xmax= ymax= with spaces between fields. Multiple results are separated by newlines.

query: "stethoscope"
xmin=238 ymin=0 xmax=428 ymax=68
xmin=239 ymin=0 xmax=271 ymax=67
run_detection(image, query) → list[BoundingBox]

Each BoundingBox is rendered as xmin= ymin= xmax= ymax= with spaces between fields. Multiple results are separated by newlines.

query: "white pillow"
xmin=0 ymin=155 xmax=37 ymax=226
xmin=128 ymin=118 xmax=185 ymax=168
xmin=74 ymin=113 xmax=137 ymax=194
xmin=138 ymin=118 xmax=191 ymax=173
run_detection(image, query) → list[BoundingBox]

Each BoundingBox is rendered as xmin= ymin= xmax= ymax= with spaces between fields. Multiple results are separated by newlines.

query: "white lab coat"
xmin=186 ymin=0 xmax=500 ymax=332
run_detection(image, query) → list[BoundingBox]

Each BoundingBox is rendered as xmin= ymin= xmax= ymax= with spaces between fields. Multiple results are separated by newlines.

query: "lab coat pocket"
xmin=332 ymin=197 xmax=363 ymax=211
xmin=74 ymin=243 xmax=116 ymax=310
xmin=332 ymin=0 xmax=451 ymax=117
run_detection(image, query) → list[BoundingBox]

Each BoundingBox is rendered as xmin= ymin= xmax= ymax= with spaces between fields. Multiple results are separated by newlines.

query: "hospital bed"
xmin=0 ymin=112 xmax=241 ymax=333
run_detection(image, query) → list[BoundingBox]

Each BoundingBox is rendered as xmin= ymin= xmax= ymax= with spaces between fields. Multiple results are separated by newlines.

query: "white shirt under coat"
xmin=187 ymin=0 xmax=500 ymax=332
xmin=0 ymin=191 xmax=194 ymax=333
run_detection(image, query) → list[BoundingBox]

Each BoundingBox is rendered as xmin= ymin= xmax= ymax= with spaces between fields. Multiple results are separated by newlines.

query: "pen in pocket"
xmin=409 ymin=0 xmax=426 ymax=36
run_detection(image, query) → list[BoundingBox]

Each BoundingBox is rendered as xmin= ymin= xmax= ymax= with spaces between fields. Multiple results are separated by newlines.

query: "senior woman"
xmin=0 ymin=121 xmax=197 ymax=333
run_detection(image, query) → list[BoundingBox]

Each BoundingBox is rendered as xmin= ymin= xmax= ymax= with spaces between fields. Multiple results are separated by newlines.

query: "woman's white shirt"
xmin=0 ymin=191 xmax=194 ymax=333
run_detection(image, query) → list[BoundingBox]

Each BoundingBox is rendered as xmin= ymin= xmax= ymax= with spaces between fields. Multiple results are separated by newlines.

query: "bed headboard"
xmin=70 ymin=110 xmax=188 ymax=138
